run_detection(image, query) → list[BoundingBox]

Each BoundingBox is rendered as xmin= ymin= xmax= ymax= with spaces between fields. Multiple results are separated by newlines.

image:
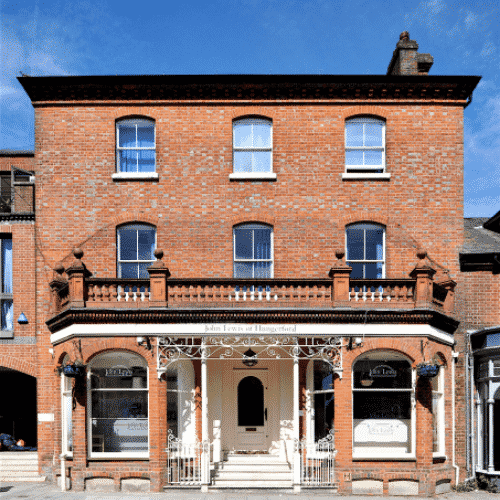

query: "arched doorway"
xmin=0 ymin=368 xmax=37 ymax=446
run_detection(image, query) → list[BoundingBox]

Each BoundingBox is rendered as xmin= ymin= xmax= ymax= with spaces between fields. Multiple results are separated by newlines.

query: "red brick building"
xmin=2 ymin=33 xmax=481 ymax=494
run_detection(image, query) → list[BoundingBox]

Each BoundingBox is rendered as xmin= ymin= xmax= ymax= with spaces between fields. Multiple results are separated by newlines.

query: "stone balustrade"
xmin=48 ymin=248 xmax=456 ymax=316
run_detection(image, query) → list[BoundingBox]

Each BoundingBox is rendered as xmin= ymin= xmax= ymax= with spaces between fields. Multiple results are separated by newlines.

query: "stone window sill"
xmin=112 ymin=172 xmax=159 ymax=181
xmin=342 ymin=173 xmax=391 ymax=180
xmin=229 ymin=172 xmax=277 ymax=181
xmin=353 ymin=454 xmax=416 ymax=461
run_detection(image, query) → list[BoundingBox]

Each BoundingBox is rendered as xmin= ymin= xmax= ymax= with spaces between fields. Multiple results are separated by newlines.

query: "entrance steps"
xmin=212 ymin=453 xmax=293 ymax=488
xmin=0 ymin=452 xmax=46 ymax=482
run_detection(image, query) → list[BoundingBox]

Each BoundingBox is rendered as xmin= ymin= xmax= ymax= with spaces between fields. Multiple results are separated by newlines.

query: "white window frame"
xmin=343 ymin=117 xmax=390 ymax=180
xmin=233 ymin=223 xmax=274 ymax=278
xmin=114 ymin=118 xmax=157 ymax=178
xmin=352 ymin=352 xmax=416 ymax=460
xmin=0 ymin=237 xmax=13 ymax=335
xmin=61 ymin=362 xmax=73 ymax=457
xmin=345 ymin=223 xmax=385 ymax=279
xmin=87 ymin=352 xmax=149 ymax=459
xmin=230 ymin=118 xmax=276 ymax=180
xmin=432 ymin=364 xmax=445 ymax=458
xmin=117 ymin=224 xmax=156 ymax=279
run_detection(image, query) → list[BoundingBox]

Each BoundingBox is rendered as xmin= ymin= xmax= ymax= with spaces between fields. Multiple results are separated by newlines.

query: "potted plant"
xmin=62 ymin=360 xmax=86 ymax=378
xmin=417 ymin=363 xmax=440 ymax=378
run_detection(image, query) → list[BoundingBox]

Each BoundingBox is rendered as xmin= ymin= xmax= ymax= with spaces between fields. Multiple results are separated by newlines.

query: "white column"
xmin=201 ymin=342 xmax=209 ymax=489
xmin=476 ymin=395 xmax=483 ymax=471
xmin=293 ymin=354 xmax=301 ymax=490
xmin=488 ymin=396 xmax=495 ymax=472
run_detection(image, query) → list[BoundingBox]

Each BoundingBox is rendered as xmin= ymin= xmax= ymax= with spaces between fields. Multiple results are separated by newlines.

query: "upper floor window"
xmin=431 ymin=361 xmax=445 ymax=457
xmin=0 ymin=237 xmax=13 ymax=333
xmin=233 ymin=223 xmax=273 ymax=278
xmin=116 ymin=118 xmax=155 ymax=173
xmin=233 ymin=118 xmax=272 ymax=174
xmin=117 ymin=224 xmax=156 ymax=278
xmin=346 ymin=223 xmax=385 ymax=279
xmin=345 ymin=117 xmax=385 ymax=174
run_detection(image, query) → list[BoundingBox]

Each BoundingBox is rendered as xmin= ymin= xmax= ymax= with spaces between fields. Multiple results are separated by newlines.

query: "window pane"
xmin=92 ymin=417 xmax=148 ymax=453
xmin=253 ymin=122 xmax=271 ymax=148
xmin=345 ymin=150 xmax=363 ymax=165
xmin=118 ymin=150 xmax=138 ymax=172
xmin=349 ymin=262 xmax=364 ymax=279
xmin=234 ymin=151 xmax=253 ymax=173
xmin=91 ymin=390 xmax=148 ymax=419
xmin=364 ymin=121 xmax=383 ymax=147
xmin=233 ymin=122 xmax=253 ymax=148
xmin=254 ymin=229 xmax=271 ymax=259
xmin=137 ymin=150 xmax=155 ymax=173
xmin=167 ymin=389 xmax=178 ymax=438
xmin=365 ymin=228 xmax=384 ymax=260
xmin=137 ymin=229 xmax=155 ymax=261
xmin=138 ymin=262 xmax=152 ymax=279
xmin=91 ymin=367 xmax=147 ymax=389
xmin=234 ymin=229 xmax=253 ymax=259
xmin=1 ymin=300 xmax=13 ymax=330
xmin=2 ymin=238 xmax=12 ymax=294
xmin=137 ymin=125 xmax=154 ymax=148
xmin=314 ymin=361 xmax=333 ymax=391
xmin=346 ymin=122 xmax=363 ymax=147
xmin=254 ymin=261 xmax=271 ymax=278
xmin=364 ymin=263 xmax=383 ymax=279
xmin=353 ymin=360 xmax=412 ymax=389
xmin=238 ymin=376 xmax=264 ymax=426
xmin=253 ymin=151 xmax=271 ymax=172
xmin=119 ymin=229 xmax=138 ymax=260
xmin=234 ymin=262 xmax=253 ymax=278
xmin=315 ymin=392 xmax=334 ymax=441
xmin=346 ymin=228 xmax=364 ymax=260
xmin=118 ymin=125 xmax=136 ymax=148
xmin=364 ymin=150 xmax=383 ymax=165
xmin=353 ymin=392 xmax=410 ymax=419
xmin=120 ymin=262 xmax=138 ymax=279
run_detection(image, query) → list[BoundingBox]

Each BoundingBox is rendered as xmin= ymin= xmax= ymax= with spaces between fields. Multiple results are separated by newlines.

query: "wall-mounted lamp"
xmin=17 ymin=313 xmax=28 ymax=324
xmin=137 ymin=336 xmax=152 ymax=350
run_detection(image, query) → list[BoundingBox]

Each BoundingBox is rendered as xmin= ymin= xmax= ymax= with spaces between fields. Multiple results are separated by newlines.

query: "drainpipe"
xmin=60 ymin=454 xmax=66 ymax=492
xmin=452 ymin=349 xmax=459 ymax=486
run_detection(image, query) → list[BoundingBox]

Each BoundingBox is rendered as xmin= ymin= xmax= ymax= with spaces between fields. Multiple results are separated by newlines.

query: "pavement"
xmin=0 ymin=482 xmax=497 ymax=500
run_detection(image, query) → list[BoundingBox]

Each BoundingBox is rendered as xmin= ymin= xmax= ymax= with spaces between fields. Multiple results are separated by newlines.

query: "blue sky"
xmin=1 ymin=0 xmax=499 ymax=216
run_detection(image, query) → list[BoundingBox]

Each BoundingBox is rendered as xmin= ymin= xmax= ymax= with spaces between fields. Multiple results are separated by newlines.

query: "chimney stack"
xmin=387 ymin=31 xmax=433 ymax=76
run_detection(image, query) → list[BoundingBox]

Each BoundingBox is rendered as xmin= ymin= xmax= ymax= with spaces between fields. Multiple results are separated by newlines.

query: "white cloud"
xmin=480 ymin=40 xmax=497 ymax=58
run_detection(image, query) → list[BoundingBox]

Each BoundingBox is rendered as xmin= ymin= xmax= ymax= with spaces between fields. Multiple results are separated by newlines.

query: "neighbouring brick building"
xmin=1 ymin=32 xmax=483 ymax=495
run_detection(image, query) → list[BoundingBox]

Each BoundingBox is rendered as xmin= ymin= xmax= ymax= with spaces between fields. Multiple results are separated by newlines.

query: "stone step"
xmin=0 ymin=452 xmax=38 ymax=458
xmin=221 ymin=463 xmax=291 ymax=472
xmin=212 ymin=480 xmax=293 ymax=488
xmin=0 ymin=465 xmax=39 ymax=471
xmin=0 ymin=468 xmax=42 ymax=476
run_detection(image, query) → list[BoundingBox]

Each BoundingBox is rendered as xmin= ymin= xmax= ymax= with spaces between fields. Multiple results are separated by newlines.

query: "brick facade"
xmin=0 ymin=34 xmax=484 ymax=495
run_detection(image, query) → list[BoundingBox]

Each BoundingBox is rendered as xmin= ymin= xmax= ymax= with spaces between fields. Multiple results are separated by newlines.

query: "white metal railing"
xmin=166 ymin=431 xmax=211 ymax=486
xmin=294 ymin=432 xmax=337 ymax=486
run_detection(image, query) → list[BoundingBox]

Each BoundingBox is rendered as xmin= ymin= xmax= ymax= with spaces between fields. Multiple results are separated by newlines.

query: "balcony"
xmin=46 ymin=248 xmax=458 ymax=335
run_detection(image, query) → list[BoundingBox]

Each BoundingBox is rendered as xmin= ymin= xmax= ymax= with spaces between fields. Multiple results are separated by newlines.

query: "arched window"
xmin=233 ymin=117 xmax=272 ymax=173
xmin=346 ymin=223 xmax=385 ymax=278
xmin=307 ymin=360 xmax=335 ymax=442
xmin=116 ymin=118 xmax=155 ymax=173
xmin=88 ymin=351 xmax=148 ymax=458
xmin=117 ymin=223 xmax=156 ymax=278
xmin=345 ymin=116 xmax=385 ymax=174
xmin=352 ymin=351 xmax=414 ymax=458
xmin=233 ymin=223 xmax=273 ymax=278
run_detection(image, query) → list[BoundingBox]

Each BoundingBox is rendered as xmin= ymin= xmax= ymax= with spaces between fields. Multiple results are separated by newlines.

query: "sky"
xmin=1 ymin=0 xmax=499 ymax=217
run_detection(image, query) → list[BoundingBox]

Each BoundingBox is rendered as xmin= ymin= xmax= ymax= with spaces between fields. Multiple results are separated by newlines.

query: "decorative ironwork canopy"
xmin=156 ymin=335 xmax=343 ymax=377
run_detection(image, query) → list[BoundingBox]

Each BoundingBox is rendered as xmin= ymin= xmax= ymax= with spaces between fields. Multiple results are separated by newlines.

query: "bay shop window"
xmin=307 ymin=361 xmax=335 ymax=442
xmin=88 ymin=352 xmax=148 ymax=458
xmin=352 ymin=352 xmax=415 ymax=459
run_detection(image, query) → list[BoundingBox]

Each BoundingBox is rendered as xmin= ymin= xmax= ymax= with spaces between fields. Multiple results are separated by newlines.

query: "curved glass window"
xmin=352 ymin=352 xmax=414 ymax=458
xmin=88 ymin=351 xmax=148 ymax=457
xmin=116 ymin=118 xmax=155 ymax=173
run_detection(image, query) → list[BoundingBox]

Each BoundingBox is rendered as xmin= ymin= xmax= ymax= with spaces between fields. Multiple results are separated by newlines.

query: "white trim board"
xmin=51 ymin=323 xmax=454 ymax=346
